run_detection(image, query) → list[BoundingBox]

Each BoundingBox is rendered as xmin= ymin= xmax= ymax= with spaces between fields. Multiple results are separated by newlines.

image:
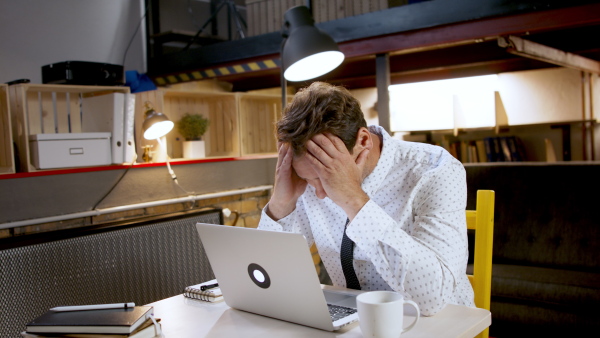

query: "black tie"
xmin=340 ymin=218 xmax=361 ymax=290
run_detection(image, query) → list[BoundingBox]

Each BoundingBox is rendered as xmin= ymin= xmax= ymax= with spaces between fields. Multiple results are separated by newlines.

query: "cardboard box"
xmin=29 ymin=133 xmax=111 ymax=169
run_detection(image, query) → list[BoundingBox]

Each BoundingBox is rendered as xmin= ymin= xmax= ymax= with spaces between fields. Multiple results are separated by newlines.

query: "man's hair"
xmin=276 ymin=81 xmax=367 ymax=155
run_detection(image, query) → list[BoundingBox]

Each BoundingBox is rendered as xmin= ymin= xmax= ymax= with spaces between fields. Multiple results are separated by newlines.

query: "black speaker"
xmin=42 ymin=61 xmax=124 ymax=86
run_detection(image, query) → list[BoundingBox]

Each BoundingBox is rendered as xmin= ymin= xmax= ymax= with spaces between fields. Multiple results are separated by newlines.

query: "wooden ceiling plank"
xmin=499 ymin=35 xmax=600 ymax=74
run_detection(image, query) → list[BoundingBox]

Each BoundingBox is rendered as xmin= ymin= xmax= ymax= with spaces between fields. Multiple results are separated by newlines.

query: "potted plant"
xmin=177 ymin=113 xmax=210 ymax=158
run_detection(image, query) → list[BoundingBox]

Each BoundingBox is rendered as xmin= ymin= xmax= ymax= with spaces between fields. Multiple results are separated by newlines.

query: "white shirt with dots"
xmin=258 ymin=126 xmax=475 ymax=316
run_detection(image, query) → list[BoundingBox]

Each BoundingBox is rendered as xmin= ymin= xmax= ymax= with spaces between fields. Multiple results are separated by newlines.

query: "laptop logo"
xmin=248 ymin=263 xmax=271 ymax=288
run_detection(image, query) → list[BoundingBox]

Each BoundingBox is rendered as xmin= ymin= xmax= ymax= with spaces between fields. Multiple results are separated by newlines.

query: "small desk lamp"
xmin=142 ymin=103 xmax=174 ymax=140
xmin=141 ymin=102 xmax=182 ymax=186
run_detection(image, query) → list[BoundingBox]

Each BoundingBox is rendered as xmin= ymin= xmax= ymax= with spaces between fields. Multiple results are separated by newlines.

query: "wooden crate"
xmin=134 ymin=89 xmax=240 ymax=161
xmin=238 ymin=93 xmax=291 ymax=156
xmin=246 ymin=0 xmax=388 ymax=37
xmin=9 ymin=84 xmax=131 ymax=172
xmin=246 ymin=0 xmax=304 ymax=37
xmin=0 ymin=84 xmax=15 ymax=174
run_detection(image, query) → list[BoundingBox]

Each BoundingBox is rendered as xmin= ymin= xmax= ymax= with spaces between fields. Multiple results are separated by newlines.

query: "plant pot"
xmin=183 ymin=140 xmax=206 ymax=159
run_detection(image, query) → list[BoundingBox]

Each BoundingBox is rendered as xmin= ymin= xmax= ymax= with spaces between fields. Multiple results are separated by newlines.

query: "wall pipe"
xmin=1 ymin=185 xmax=273 ymax=229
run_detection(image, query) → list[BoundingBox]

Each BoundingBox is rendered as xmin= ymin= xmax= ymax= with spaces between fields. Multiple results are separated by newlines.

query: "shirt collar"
xmin=361 ymin=125 xmax=396 ymax=196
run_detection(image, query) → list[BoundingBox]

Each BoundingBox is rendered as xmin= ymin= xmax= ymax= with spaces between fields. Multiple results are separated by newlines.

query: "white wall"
xmin=350 ymin=87 xmax=379 ymax=127
xmin=0 ymin=0 xmax=146 ymax=84
xmin=497 ymin=68 xmax=584 ymax=125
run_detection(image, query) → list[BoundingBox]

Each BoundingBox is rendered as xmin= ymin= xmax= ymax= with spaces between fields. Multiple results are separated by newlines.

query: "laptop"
xmin=195 ymin=222 xmax=359 ymax=331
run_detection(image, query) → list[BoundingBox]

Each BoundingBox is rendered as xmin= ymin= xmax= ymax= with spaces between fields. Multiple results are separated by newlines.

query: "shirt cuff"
xmin=345 ymin=200 xmax=410 ymax=261
xmin=258 ymin=203 xmax=297 ymax=232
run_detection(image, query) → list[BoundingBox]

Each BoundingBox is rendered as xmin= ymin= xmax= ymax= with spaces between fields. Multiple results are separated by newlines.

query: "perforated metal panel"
xmin=0 ymin=210 xmax=221 ymax=338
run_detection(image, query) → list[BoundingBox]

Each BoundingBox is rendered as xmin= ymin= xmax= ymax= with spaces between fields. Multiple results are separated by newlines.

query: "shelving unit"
xmin=134 ymin=88 xmax=294 ymax=161
xmin=403 ymin=119 xmax=596 ymax=163
xmin=8 ymin=84 xmax=131 ymax=172
xmin=238 ymin=92 xmax=287 ymax=156
xmin=394 ymin=67 xmax=599 ymax=163
xmin=134 ymin=89 xmax=241 ymax=161
xmin=165 ymin=90 xmax=240 ymax=158
xmin=0 ymin=84 xmax=14 ymax=175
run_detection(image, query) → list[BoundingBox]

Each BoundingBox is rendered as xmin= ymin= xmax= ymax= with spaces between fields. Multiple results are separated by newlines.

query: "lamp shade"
xmin=282 ymin=6 xmax=344 ymax=82
xmin=142 ymin=108 xmax=174 ymax=140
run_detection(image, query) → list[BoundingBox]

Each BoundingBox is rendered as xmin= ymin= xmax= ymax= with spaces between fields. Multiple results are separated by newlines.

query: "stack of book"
xmin=21 ymin=304 xmax=161 ymax=338
xmin=442 ymin=135 xmax=526 ymax=163
xmin=183 ymin=279 xmax=224 ymax=303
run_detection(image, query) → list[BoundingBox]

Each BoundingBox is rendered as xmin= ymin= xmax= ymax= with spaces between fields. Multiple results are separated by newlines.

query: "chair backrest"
xmin=466 ymin=189 xmax=495 ymax=338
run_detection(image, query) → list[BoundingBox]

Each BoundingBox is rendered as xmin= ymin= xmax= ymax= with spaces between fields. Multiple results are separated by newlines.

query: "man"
xmin=258 ymin=82 xmax=474 ymax=316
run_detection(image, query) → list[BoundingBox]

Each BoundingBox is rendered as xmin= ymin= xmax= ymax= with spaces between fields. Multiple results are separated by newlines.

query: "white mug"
xmin=356 ymin=291 xmax=420 ymax=337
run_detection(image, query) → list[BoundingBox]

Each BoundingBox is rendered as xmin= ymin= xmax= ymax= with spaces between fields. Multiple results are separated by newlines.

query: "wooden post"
xmin=376 ymin=53 xmax=391 ymax=133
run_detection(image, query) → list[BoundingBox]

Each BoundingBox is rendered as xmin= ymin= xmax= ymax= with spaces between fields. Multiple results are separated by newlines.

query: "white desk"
xmin=148 ymin=288 xmax=491 ymax=338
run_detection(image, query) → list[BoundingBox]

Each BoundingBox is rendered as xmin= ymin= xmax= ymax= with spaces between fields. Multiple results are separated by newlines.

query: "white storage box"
xmin=29 ymin=133 xmax=112 ymax=169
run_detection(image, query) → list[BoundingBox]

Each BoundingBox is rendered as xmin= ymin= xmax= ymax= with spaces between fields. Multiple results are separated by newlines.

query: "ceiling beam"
xmin=498 ymin=35 xmax=600 ymax=74
xmin=148 ymin=2 xmax=600 ymax=81
xmin=338 ymin=2 xmax=600 ymax=59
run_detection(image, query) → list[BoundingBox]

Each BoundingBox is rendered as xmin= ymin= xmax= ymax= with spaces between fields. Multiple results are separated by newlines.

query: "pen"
xmin=50 ymin=302 xmax=135 ymax=312
xmin=201 ymin=283 xmax=219 ymax=291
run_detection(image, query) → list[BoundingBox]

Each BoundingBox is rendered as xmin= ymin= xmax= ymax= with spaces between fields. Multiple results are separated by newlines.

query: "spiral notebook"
xmin=183 ymin=279 xmax=224 ymax=302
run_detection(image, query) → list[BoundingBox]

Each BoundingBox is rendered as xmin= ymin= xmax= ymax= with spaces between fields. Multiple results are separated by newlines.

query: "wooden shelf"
xmin=0 ymin=84 xmax=14 ymax=175
xmin=8 ymin=84 xmax=131 ymax=172
xmin=405 ymin=119 xmax=598 ymax=136
xmin=0 ymin=153 xmax=277 ymax=180
xmin=4 ymin=85 xmax=286 ymax=176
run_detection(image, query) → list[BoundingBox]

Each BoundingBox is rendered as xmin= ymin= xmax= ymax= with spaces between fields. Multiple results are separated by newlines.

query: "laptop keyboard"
xmin=327 ymin=304 xmax=357 ymax=321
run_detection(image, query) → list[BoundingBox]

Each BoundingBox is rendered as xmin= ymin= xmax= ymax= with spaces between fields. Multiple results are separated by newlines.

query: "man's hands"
xmin=267 ymin=133 xmax=372 ymax=221
xmin=266 ymin=142 xmax=307 ymax=220
xmin=305 ymin=133 xmax=370 ymax=220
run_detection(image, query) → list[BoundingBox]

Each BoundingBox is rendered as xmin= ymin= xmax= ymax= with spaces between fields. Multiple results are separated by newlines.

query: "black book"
xmin=21 ymin=318 xmax=161 ymax=338
xmin=483 ymin=137 xmax=496 ymax=162
xmin=25 ymin=306 xmax=154 ymax=335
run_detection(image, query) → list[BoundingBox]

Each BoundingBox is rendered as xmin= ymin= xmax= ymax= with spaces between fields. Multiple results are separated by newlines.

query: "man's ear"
xmin=354 ymin=127 xmax=373 ymax=153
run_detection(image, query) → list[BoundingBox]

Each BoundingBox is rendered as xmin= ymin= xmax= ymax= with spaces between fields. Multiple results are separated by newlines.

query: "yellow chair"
xmin=466 ymin=190 xmax=495 ymax=338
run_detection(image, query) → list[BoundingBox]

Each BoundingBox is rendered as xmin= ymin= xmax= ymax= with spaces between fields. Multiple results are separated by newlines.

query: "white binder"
xmin=81 ymin=93 xmax=125 ymax=164
xmin=123 ymin=93 xmax=137 ymax=163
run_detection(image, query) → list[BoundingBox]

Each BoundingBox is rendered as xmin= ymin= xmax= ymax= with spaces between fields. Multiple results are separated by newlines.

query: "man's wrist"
xmin=344 ymin=193 xmax=370 ymax=221
xmin=266 ymin=202 xmax=294 ymax=221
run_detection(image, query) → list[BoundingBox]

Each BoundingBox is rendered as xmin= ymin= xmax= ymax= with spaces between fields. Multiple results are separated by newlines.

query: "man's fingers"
xmin=305 ymin=139 xmax=330 ymax=168
xmin=311 ymin=133 xmax=349 ymax=157
xmin=275 ymin=142 xmax=289 ymax=169
xmin=323 ymin=133 xmax=349 ymax=153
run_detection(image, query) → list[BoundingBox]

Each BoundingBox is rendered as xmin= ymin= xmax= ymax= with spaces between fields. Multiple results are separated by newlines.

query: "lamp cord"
xmin=122 ymin=1 xmax=151 ymax=67
xmin=92 ymin=153 xmax=138 ymax=210
xmin=156 ymin=138 xmax=194 ymax=197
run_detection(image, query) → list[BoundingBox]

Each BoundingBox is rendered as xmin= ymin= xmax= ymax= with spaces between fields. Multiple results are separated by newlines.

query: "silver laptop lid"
xmin=195 ymin=223 xmax=336 ymax=331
